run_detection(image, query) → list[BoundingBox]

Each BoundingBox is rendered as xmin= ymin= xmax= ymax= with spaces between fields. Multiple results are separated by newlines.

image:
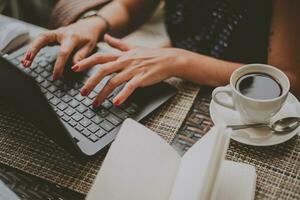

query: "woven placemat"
xmin=173 ymin=87 xmax=300 ymax=200
xmin=0 ymin=80 xmax=199 ymax=195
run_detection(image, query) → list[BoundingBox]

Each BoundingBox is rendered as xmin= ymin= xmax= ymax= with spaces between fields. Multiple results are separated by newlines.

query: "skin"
xmin=22 ymin=0 xmax=300 ymax=108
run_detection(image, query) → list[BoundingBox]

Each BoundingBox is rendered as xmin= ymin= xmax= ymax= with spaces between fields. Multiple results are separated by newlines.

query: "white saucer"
xmin=210 ymin=92 xmax=300 ymax=146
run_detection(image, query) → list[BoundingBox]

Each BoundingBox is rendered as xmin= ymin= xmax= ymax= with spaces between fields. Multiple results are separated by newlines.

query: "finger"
xmin=104 ymin=34 xmax=133 ymax=51
xmin=92 ymin=69 xmax=137 ymax=108
xmin=112 ymin=73 xmax=144 ymax=106
xmin=72 ymin=43 xmax=94 ymax=64
xmin=23 ymin=31 xmax=57 ymax=67
xmin=52 ymin=38 xmax=77 ymax=80
xmin=72 ymin=53 xmax=120 ymax=72
xmin=80 ymin=61 xmax=125 ymax=96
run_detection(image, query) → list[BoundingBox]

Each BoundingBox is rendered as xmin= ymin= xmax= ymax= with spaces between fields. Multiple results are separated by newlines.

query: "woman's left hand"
xmin=73 ymin=34 xmax=188 ymax=108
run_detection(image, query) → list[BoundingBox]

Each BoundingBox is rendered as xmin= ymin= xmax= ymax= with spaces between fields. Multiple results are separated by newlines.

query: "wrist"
xmin=79 ymin=10 xmax=111 ymax=36
xmin=173 ymin=49 xmax=194 ymax=78
xmin=81 ymin=16 xmax=108 ymax=40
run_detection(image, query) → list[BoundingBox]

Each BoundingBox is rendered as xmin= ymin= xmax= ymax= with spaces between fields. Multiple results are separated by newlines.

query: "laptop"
xmin=0 ymin=45 xmax=177 ymax=157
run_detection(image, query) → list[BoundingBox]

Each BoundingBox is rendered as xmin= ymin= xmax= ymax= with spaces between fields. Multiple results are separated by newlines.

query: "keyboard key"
xmin=88 ymin=91 xmax=98 ymax=99
xmin=54 ymin=90 xmax=65 ymax=98
xmin=71 ymin=113 xmax=84 ymax=122
xmin=106 ymin=114 xmax=122 ymax=126
xmin=89 ymin=134 xmax=99 ymax=142
xmin=82 ymin=129 xmax=91 ymax=137
xmin=50 ymin=97 xmax=60 ymax=106
xmin=41 ymin=80 xmax=51 ymax=88
xmin=96 ymin=108 xmax=109 ymax=117
xmin=74 ymin=82 xmax=84 ymax=90
xmin=100 ymin=120 xmax=114 ymax=132
xmin=75 ymin=94 xmax=84 ymax=102
xmin=45 ymin=64 xmax=52 ymax=71
xmin=110 ymin=107 xmax=129 ymax=119
xmin=69 ymin=99 xmax=80 ymax=108
xmin=48 ymin=85 xmax=57 ymax=93
xmin=101 ymin=100 xmax=112 ymax=109
xmin=65 ymin=107 xmax=75 ymax=116
xmin=30 ymin=71 xmax=38 ymax=78
xmin=68 ymin=89 xmax=78 ymax=97
xmin=91 ymin=115 xmax=104 ymax=124
xmin=75 ymin=124 xmax=84 ymax=132
xmin=95 ymin=129 xmax=107 ymax=138
xmin=40 ymin=87 xmax=47 ymax=94
xmin=83 ymin=109 xmax=96 ymax=119
xmin=31 ymin=62 xmax=38 ymax=70
xmin=56 ymin=110 xmax=64 ymax=117
xmin=62 ymin=115 xmax=70 ymax=122
xmin=45 ymin=93 xmax=54 ymax=100
xmin=82 ymin=98 xmax=93 ymax=107
xmin=35 ymin=76 xmax=44 ymax=83
xmin=40 ymin=60 xmax=48 ymax=68
xmin=57 ymin=103 xmax=68 ymax=111
xmin=76 ymin=105 xmax=88 ymax=113
xmin=61 ymin=95 xmax=72 ymax=103
xmin=68 ymin=119 xmax=77 ymax=127
xmin=87 ymin=124 xmax=100 ymax=133
xmin=34 ymin=67 xmax=43 ymax=74
xmin=41 ymin=70 xmax=50 ymax=78
xmin=79 ymin=118 xmax=92 ymax=127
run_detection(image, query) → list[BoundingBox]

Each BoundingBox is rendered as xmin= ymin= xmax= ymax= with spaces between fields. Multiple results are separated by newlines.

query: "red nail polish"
xmin=80 ymin=88 xmax=87 ymax=96
xmin=24 ymin=60 xmax=30 ymax=67
xmin=71 ymin=64 xmax=79 ymax=72
xmin=21 ymin=60 xmax=25 ymax=66
xmin=26 ymin=52 xmax=32 ymax=60
xmin=92 ymin=100 xmax=99 ymax=108
xmin=24 ymin=51 xmax=31 ymax=61
xmin=113 ymin=99 xmax=120 ymax=106
xmin=52 ymin=74 xmax=58 ymax=81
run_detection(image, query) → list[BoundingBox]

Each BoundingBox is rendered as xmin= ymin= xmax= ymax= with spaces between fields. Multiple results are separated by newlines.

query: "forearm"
xmin=267 ymin=0 xmax=300 ymax=97
xmin=177 ymin=50 xmax=243 ymax=86
xmin=97 ymin=0 xmax=160 ymax=35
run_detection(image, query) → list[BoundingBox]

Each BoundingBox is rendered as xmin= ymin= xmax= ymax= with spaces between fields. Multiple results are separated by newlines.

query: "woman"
xmin=21 ymin=0 xmax=300 ymax=107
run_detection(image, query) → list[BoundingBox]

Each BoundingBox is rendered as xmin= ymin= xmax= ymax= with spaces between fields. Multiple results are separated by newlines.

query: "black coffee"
xmin=236 ymin=73 xmax=282 ymax=100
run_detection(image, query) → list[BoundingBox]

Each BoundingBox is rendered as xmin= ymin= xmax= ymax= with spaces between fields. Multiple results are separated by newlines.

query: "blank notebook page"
xmin=86 ymin=119 xmax=181 ymax=200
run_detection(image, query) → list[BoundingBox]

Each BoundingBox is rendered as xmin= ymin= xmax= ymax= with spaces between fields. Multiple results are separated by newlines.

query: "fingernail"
xmin=23 ymin=60 xmax=30 ymax=67
xmin=80 ymin=88 xmax=88 ymax=96
xmin=24 ymin=51 xmax=32 ymax=61
xmin=92 ymin=100 xmax=99 ymax=108
xmin=52 ymin=74 xmax=58 ymax=81
xmin=71 ymin=64 xmax=79 ymax=72
xmin=113 ymin=99 xmax=120 ymax=106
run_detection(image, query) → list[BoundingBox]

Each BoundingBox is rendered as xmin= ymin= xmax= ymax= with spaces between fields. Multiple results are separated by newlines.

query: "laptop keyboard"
xmin=8 ymin=47 xmax=141 ymax=143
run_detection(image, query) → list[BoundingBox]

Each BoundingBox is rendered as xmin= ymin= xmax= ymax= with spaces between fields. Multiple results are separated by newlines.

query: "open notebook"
xmin=86 ymin=119 xmax=256 ymax=200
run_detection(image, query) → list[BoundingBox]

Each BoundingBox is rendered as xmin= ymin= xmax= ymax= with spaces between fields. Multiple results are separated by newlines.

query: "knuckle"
xmin=38 ymin=32 xmax=50 ymax=39
xmin=58 ymin=49 xmax=69 ymax=57
xmin=107 ymin=79 xmax=117 ymax=89
xmin=126 ymin=82 xmax=137 ymax=91
xmin=98 ymin=67 xmax=107 ymax=75
xmin=94 ymin=53 xmax=104 ymax=60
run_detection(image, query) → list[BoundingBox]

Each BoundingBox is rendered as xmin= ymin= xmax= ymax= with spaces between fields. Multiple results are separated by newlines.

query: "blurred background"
xmin=0 ymin=0 xmax=56 ymax=27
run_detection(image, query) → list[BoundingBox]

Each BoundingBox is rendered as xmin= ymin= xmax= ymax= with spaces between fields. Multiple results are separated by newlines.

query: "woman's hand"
xmin=22 ymin=17 xmax=107 ymax=80
xmin=73 ymin=34 xmax=188 ymax=108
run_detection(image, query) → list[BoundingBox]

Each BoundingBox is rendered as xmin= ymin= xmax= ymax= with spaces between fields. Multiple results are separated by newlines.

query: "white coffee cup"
xmin=212 ymin=64 xmax=290 ymax=123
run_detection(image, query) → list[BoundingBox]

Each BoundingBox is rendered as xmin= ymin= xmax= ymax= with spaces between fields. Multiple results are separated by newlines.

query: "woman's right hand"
xmin=22 ymin=17 xmax=108 ymax=80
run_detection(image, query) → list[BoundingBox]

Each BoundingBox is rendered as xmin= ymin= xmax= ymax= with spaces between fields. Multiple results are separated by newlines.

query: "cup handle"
xmin=212 ymin=86 xmax=236 ymax=110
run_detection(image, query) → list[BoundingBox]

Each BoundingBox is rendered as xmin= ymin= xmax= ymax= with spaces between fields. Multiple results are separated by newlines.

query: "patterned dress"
xmin=164 ymin=0 xmax=272 ymax=63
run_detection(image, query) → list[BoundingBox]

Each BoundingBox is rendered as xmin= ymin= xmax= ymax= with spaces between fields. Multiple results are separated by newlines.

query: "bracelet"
xmin=97 ymin=14 xmax=111 ymax=33
xmin=81 ymin=10 xmax=111 ymax=33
